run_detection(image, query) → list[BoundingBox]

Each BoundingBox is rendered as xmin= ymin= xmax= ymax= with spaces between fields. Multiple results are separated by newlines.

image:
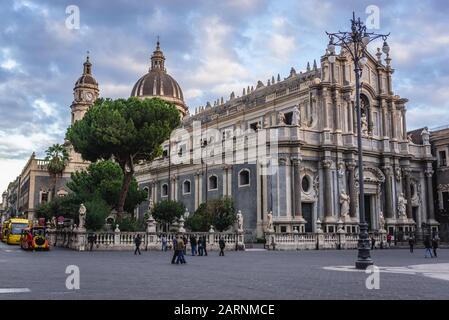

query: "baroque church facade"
xmin=134 ymin=41 xmax=438 ymax=240
xmin=1 ymin=37 xmax=439 ymax=241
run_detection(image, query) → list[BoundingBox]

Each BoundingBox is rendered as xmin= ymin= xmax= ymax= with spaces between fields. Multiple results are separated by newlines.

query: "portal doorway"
xmin=364 ymin=195 xmax=373 ymax=230
xmin=302 ymin=203 xmax=313 ymax=233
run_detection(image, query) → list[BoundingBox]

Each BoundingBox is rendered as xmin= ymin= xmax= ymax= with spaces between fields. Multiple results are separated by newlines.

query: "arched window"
xmin=183 ymin=180 xmax=191 ymax=195
xmin=208 ymin=175 xmax=218 ymax=191
xmin=301 ymin=175 xmax=311 ymax=193
xmin=143 ymin=187 xmax=150 ymax=200
xmin=161 ymin=184 xmax=168 ymax=197
xmin=239 ymin=169 xmax=250 ymax=187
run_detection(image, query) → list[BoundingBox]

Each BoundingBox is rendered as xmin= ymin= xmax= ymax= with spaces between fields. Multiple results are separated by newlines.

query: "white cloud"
xmin=0 ymin=158 xmax=27 ymax=194
xmin=33 ymin=99 xmax=56 ymax=118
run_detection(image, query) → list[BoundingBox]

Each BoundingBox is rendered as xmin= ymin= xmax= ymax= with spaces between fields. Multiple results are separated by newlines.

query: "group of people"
xmin=165 ymin=234 xmax=226 ymax=264
xmin=405 ymin=234 xmax=439 ymax=258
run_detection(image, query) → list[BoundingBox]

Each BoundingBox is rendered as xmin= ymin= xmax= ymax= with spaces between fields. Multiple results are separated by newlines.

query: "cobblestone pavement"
xmin=0 ymin=242 xmax=448 ymax=300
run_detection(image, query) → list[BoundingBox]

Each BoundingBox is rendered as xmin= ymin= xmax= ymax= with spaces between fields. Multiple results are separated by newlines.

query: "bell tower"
xmin=70 ymin=53 xmax=99 ymax=124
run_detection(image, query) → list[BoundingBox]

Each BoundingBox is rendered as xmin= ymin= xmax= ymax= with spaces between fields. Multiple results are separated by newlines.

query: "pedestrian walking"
xmin=432 ymin=237 xmax=439 ymax=258
xmin=176 ymin=237 xmax=186 ymax=264
xmin=198 ymin=237 xmax=204 ymax=256
xmin=219 ymin=237 xmax=225 ymax=256
xmin=190 ymin=235 xmax=197 ymax=256
xmin=202 ymin=236 xmax=208 ymax=256
xmin=387 ymin=233 xmax=392 ymax=248
xmin=171 ymin=237 xmax=178 ymax=264
xmin=88 ymin=233 xmax=96 ymax=251
xmin=183 ymin=236 xmax=188 ymax=255
xmin=134 ymin=234 xmax=142 ymax=255
xmin=424 ymin=235 xmax=433 ymax=258
xmin=409 ymin=236 xmax=415 ymax=253
xmin=161 ymin=235 xmax=168 ymax=252
xmin=371 ymin=236 xmax=376 ymax=250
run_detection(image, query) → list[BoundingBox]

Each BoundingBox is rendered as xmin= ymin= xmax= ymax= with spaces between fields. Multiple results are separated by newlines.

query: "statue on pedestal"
xmin=236 ymin=210 xmax=244 ymax=232
xmin=278 ymin=112 xmax=286 ymax=126
xmin=292 ymin=105 xmax=301 ymax=126
xmin=361 ymin=114 xmax=368 ymax=136
xmin=266 ymin=211 xmax=274 ymax=232
xmin=379 ymin=211 xmax=386 ymax=231
xmin=397 ymin=193 xmax=407 ymax=219
xmin=78 ymin=203 xmax=86 ymax=230
xmin=340 ymin=191 xmax=350 ymax=219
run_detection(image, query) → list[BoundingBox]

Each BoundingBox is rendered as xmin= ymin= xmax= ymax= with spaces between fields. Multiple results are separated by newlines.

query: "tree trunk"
xmin=117 ymin=158 xmax=135 ymax=216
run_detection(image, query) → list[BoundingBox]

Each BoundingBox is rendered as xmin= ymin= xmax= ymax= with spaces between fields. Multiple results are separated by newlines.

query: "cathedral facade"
xmin=134 ymin=41 xmax=438 ymax=241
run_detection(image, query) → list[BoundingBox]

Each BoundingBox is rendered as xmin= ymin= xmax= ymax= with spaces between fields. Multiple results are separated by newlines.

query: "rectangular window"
xmin=41 ymin=192 xmax=48 ymax=204
xmin=439 ymin=151 xmax=447 ymax=167
xmin=284 ymin=112 xmax=293 ymax=125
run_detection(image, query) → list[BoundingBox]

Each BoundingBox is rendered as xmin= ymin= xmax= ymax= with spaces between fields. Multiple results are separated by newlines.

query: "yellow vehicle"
xmin=5 ymin=218 xmax=30 ymax=245
xmin=1 ymin=220 xmax=10 ymax=242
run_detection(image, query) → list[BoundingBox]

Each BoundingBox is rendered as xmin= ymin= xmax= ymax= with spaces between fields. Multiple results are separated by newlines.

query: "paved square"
xmin=0 ymin=242 xmax=448 ymax=300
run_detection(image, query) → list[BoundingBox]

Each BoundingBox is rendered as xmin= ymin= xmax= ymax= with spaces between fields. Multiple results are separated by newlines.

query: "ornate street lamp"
xmin=326 ymin=12 xmax=390 ymax=270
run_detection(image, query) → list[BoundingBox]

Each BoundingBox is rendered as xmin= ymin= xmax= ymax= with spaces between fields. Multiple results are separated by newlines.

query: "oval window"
xmin=301 ymin=176 xmax=310 ymax=192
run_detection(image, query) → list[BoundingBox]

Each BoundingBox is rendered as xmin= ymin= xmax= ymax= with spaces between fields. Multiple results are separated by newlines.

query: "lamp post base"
xmin=355 ymin=222 xmax=373 ymax=270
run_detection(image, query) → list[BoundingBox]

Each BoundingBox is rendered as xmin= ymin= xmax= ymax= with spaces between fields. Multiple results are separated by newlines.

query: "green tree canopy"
xmin=66 ymin=97 xmax=180 ymax=215
xmin=151 ymin=200 xmax=185 ymax=228
xmin=67 ymin=160 xmax=146 ymax=213
xmin=186 ymin=197 xmax=236 ymax=232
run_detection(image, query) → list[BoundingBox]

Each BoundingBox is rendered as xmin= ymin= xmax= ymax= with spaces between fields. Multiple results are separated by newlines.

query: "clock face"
xmin=85 ymin=92 xmax=94 ymax=102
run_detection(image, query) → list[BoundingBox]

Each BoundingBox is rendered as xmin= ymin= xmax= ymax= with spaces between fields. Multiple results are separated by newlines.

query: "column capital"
xmin=381 ymin=165 xmax=393 ymax=175
xmin=322 ymin=159 xmax=333 ymax=169
xmin=290 ymin=156 xmax=302 ymax=166
xmin=278 ymin=157 xmax=288 ymax=166
xmin=425 ymin=169 xmax=434 ymax=178
xmin=345 ymin=160 xmax=356 ymax=170
xmin=402 ymin=167 xmax=411 ymax=176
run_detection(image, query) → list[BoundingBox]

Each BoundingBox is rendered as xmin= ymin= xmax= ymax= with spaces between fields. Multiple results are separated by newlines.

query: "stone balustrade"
xmin=265 ymin=231 xmax=387 ymax=251
xmin=47 ymin=227 xmax=388 ymax=252
xmin=47 ymin=228 xmax=243 ymax=252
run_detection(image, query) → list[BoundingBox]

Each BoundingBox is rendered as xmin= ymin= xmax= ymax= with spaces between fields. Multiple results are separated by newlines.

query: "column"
xmin=291 ymin=157 xmax=302 ymax=218
xmin=381 ymin=100 xmax=388 ymax=138
xmin=382 ymin=165 xmax=394 ymax=220
xmin=391 ymin=102 xmax=397 ymax=141
xmin=322 ymin=94 xmax=329 ymax=129
xmin=194 ymin=173 xmax=199 ymax=210
xmin=323 ymin=160 xmax=334 ymax=219
xmin=425 ymin=169 xmax=436 ymax=222
xmin=346 ymin=161 xmax=357 ymax=219
xmin=346 ymin=98 xmax=353 ymax=133
xmin=403 ymin=167 xmax=413 ymax=220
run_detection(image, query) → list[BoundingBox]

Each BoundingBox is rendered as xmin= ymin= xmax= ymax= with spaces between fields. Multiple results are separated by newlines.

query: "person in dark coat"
xmin=371 ymin=236 xmax=376 ymax=250
xmin=219 ymin=237 xmax=225 ymax=256
xmin=424 ymin=236 xmax=433 ymax=258
xmin=134 ymin=234 xmax=142 ymax=255
xmin=171 ymin=237 xmax=179 ymax=264
xmin=432 ymin=237 xmax=439 ymax=258
xmin=197 ymin=237 xmax=204 ymax=256
xmin=202 ymin=236 xmax=208 ymax=256
xmin=190 ymin=236 xmax=197 ymax=256
xmin=88 ymin=233 xmax=96 ymax=251
xmin=182 ymin=236 xmax=188 ymax=255
xmin=408 ymin=236 xmax=415 ymax=253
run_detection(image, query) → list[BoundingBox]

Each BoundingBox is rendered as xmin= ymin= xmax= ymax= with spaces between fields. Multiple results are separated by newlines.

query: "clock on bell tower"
xmin=70 ymin=53 xmax=99 ymax=124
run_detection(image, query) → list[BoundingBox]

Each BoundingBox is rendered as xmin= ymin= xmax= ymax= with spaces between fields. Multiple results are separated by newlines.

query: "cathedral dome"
xmin=131 ymin=41 xmax=187 ymax=117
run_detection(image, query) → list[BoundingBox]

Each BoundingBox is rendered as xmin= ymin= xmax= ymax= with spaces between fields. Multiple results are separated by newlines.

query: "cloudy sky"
xmin=1 ymin=0 xmax=448 ymax=193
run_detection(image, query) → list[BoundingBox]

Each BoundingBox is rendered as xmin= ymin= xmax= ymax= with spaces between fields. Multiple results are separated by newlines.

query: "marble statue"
xmin=236 ymin=210 xmax=244 ymax=232
xmin=78 ymin=203 xmax=86 ymax=230
xmin=292 ymin=105 xmax=301 ymax=126
xmin=421 ymin=127 xmax=430 ymax=145
xmin=397 ymin=193 xmax=407 ymax=218
xmin=340 ymin=191 xmax=350 ymax=218
xmin=361 ymin=113 xmax=368 ymax=135
xmin=379 ymin=211 xmax=385 ymax=230
xmin=266 ymin=211 xmax=274 ymax=232
xmin=278 ymin=112 xmax=286 ymax=126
